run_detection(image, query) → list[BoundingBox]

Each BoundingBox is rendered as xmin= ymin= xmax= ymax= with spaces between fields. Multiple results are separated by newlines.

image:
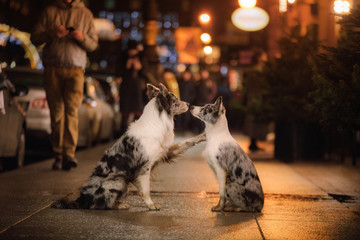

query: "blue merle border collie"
xmin=190 ymin=97 xmax=264 ymax=212
xmin=52 ymin=83 xmax=205 ymax=210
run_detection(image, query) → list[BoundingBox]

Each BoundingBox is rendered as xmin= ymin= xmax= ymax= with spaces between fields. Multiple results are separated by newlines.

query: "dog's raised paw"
xmin=195 ymin=132 xmax=206 ymax=143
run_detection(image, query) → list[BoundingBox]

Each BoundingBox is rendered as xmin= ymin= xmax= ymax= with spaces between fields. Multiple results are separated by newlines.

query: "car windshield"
xmin=4 ymin=68 xmax=43 ymax=88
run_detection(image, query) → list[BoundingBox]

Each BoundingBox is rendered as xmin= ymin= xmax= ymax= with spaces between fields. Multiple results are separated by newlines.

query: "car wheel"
xmin=16 ymin=128 xmax=26 ymax=168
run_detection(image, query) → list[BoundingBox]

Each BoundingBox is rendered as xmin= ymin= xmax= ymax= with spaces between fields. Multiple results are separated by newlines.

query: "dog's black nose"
xmin=190 ymin=105 xmax=194 ymax=110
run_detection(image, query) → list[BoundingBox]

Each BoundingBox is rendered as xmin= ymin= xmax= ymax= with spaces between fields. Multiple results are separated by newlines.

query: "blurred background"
xmin=0 ymin=0 xmax=359 ymax=170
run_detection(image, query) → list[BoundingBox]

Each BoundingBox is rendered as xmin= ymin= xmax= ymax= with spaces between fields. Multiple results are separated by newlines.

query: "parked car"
xmin=0 ymin=68 xmax=28 ymax=169
xmin=3 ymin=67 xmax=115 ymax=148
xmin=78 ymin=76 xmax=115 ymax=147
xmin=85 ymin=73 xmax=121 ymax=134
xmin=4 ymin=68 xmax=51 ymax=135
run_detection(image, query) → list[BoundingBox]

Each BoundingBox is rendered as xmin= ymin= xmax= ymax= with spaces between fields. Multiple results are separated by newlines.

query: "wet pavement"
xmin=0 ymin=133 xmax=359 ymax=239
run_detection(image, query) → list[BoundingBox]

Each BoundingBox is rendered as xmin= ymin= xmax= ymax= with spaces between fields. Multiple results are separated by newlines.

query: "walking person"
xmin=243 ymin=70 xmax=268 ymax=152
xmin=177 ymin=70 xmax=196 ymax=133
xmin=116 ymin=40 xmax=145 ymax=134
xmin=31 ymin=0 xmax=98 ymax=170
xmin=200 ymin=69 xmax=217 ymax=103
xmin=193 ymin=70 xmax=217 ymax=133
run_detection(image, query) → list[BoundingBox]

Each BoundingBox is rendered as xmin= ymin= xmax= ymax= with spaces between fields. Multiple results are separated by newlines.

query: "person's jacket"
xmin=30 ymin=0 xmax=98 ymax=69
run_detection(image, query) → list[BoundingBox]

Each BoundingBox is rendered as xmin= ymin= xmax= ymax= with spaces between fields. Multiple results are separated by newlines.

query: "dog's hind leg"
xmin=113 ymin=201 xmax=130 ymax=210
xmin=224 ymin=181 xmax=263 ymax=212
xmin=223 ymin=202 xmax=244 ymax=212
xmin=99 ymin=174 xmax=128 ymax=209
xmin=113 ymin=180 xmax=130 ymax=210
xmin=164 ymin=133 xmax=206 ymax=162
xmin=134 ymin=173 xmax=160 ymax=211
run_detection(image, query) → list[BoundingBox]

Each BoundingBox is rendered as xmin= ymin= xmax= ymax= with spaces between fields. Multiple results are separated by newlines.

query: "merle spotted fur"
xmin=190 ymin=97 xmax=264 ymax=212
xmin=52 ymin=84 xmax=205 ymax=210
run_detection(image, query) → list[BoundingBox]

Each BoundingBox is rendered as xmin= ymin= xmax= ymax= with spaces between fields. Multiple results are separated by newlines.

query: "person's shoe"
xmin=52 ymin=157 xmax=62 ymax=170
xmin=62 ymin=156 xmax=78 ymax=171
xmin=249 ymin=145 xmax=264 ymax=152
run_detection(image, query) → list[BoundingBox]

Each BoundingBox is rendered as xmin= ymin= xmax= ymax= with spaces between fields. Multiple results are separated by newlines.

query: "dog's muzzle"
xmin=190 ymin=106 xmax=200 ymax=116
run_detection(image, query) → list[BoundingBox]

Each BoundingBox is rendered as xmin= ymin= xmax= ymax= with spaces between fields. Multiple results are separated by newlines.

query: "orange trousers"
xmin=44 ymin=66 xmax=84 ymax=159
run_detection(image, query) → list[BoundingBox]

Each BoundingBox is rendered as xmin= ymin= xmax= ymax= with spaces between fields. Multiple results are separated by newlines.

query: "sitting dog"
xmin=52 ymin=83 xmax=205 ymax=210
xmin=190 ymin=97 xmax=264 ymax=212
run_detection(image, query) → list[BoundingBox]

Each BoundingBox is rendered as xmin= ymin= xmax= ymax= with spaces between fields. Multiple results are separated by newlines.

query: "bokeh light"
xmin=334 ymin=0 xmax=350 ymax=13
xmin=203 ymin=46 xmax=213 ymax=55
xmin=199 ymin=13 xmax=211 ymax=24
xmin=200 ymin=33 xmax=212 ymax=44
xmin=238 ymin=0 xmax=257 ymax=9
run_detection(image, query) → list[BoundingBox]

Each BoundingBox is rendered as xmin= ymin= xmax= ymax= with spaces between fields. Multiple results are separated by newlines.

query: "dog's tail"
xmin=163 ymin=132 xmax=206 ymax=163
xmin=51 ymin=198 xmax=80 ymax=209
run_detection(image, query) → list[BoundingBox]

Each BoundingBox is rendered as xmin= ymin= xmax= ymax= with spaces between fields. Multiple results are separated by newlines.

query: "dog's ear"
xmin=214 ymin=96 xmax=224 ymax=114
xmin=147 ymin=84 xmax=160 ymax=99
xmin=214 ymin=96 xmax=223 ymax=109
xmin=159 ymin=83 xmax=168 ymax=93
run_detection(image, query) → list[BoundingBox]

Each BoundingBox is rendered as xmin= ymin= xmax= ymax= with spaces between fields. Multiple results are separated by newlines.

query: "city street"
xmin=0 ymin=134 xmax=359 ymax=240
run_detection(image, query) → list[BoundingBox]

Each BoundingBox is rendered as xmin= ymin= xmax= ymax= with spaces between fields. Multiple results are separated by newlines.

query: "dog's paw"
xmin=114 ymin=202 xmax=131 ymax=210
xmin=223 ymin=206 xmax=243 ymax=212
xmin=148 ymin=204 xmax=161 ymax=211
xmin=211 ymin=205 xmax=223 ymax=212
xmin=195 ymin=132 xmax=206 ymax=143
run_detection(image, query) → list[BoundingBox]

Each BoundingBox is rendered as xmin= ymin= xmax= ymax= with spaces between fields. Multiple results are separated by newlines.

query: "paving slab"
xmin=0 ymin=143 xmax=108 ymax=231
xmin=258 ymin=196 xmax=360 ymax=240
xmin=290 ymin=162 xmax=360 ymax=216
xmin=1 ymin=193 xmax=263 ymax=240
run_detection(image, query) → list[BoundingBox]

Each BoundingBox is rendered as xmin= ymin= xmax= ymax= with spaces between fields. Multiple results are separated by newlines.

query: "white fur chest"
xmin=128 ymin=101 xmax=174 ymax=165
xmin=141 ymin=129 xmax=174 ymax=164
xmin=205 ymin=130 xmax=236 ymax=166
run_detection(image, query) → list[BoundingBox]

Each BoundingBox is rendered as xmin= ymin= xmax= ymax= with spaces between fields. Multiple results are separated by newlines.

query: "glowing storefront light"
xmin=238 ymin=0 xmax=257 ymax=9
xmin=279 ymin=0 xmax=287 ymax=12
xmin=288 ymin=0 xmax=296 ymax=4
xmin=334 ymin=0 xmax=350 ymax=13
xmin=231 ymin=7 xmax=269 ymax=32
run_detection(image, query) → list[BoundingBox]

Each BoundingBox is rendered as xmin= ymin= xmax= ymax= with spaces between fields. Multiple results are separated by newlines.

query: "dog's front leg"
xmin=134 ymin=173 xmax=160 ymax=211
xmin=165 ymin=133 xmax=206 ymax=161
xmin=212 ymin=167 xmax=227 ymax=212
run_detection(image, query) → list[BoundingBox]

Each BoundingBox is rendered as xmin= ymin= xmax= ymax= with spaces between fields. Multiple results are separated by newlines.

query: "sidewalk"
xmin=0 ymin=134 xmax=359 ymax=239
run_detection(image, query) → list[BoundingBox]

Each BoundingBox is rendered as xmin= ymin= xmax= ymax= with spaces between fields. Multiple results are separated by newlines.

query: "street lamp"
xmin=231 ymin=7 xmax=269 ymax=31
xmin=199 ymin=13 xmax=211 ymax=24
xmin=238 ymin=0 xmax=256 ymax=8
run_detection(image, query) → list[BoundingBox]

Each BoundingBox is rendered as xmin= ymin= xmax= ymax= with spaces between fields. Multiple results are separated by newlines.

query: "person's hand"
xmin=126 ymin=58 xmax=134 ymax=69
xmin=70 ymin=30 xmax=84 ymax=41
xmin=54 ymin=25 xmax=69 ymax=38
xmin=132 ymin=58 xmax=142 ymax=70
